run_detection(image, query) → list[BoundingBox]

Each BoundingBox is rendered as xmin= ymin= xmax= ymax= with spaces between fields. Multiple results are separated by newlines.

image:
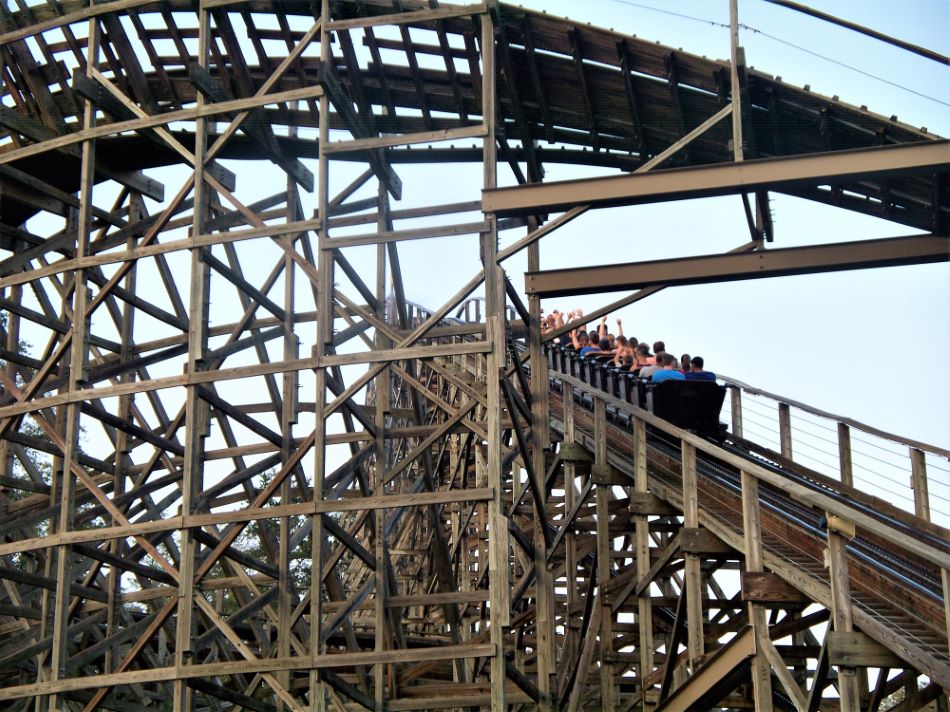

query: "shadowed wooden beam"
xmin=525 ymin=235 xmax=949 ymax=298
xmin=484 ymin=140 xmax=950 ymax=216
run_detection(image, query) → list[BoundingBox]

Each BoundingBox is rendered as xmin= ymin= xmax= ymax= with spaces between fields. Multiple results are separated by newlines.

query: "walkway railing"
xmin=720 ymin=375 xmax=950 ymax=528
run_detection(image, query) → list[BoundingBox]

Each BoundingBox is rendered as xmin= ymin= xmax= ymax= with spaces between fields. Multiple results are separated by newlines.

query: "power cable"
xmin=602 ymin=0 xmax=950 ymax=108
xmin=737 ymin=24 xmax=950 ymax=108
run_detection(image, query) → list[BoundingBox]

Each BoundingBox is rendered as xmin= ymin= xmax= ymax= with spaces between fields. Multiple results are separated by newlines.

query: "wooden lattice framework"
xmin=0 ymin=0 xmax=947 ymax=710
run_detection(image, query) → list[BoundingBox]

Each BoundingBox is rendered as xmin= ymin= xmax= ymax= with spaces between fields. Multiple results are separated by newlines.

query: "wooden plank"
xmin=758 ymin=635 xmax=808 ymax=712
xmin=682 ymin=441 xmax=705 ymax=668
xmin=0 ymin=644 xmax=496 ymax=701
xmin=627 ymin=492 xmax=678 ymax=515
xmin=326 ymin=4 xmax=487 ymax=33
xmin=322 ymin=124 xmax=487 ymax=153
xmin=653 ymin=626 xmax=756 ymax=712
xmin=590 ymin=463 xmax=632 ymax=486
xmin=0 ymin=83 xmax=325 ymax=166
xmin=679 ymin=527 xmax=735 ymax=555
xmin=325 ymin=220 xmax=490 ymax=249
xmin=741 ymin=572 xmax=808 ymax=604
xmin=827 ymin=631 xmax=905 ymax=668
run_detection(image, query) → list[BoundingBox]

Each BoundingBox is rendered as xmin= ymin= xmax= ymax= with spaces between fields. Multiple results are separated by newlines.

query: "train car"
xmin=545 ymin=343 xmax=727 ymax=439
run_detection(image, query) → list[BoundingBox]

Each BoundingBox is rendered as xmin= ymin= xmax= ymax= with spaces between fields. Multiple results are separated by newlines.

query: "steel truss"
xmin=0 ymin=1 xmax=947 ymax=711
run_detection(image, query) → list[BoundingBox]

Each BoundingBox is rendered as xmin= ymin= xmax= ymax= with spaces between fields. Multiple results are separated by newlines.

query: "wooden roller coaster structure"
xmin=0 ymin=0 xmax=947 ymax=709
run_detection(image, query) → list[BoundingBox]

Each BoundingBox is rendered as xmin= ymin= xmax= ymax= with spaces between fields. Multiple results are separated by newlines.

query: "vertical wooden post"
xmin=311 ymin=3 xmax=332 ymax=709
xmin=562 ymin=383 xmax=579 ymax=679
xmin=480 ymin=12 xmax=509 ymax=711
xmin=594 ymin=397 xmax=616 ymax=709
xmin=0 ymin=47 xmax=8 ymax=519
xmin=486 ymin=316 xmax=510 ymax=712
xmin=730 ymin=386 xmax=744 ymax=438
xmin=681 ymin=441 xmax=704 ymax=670
xmin=372 ymin=184 xmax=386 ymax=711
xmin=174 ymin=7 xmax=210 ymax=710
xmin=838 ymin=423 xmax=853 ymax=487
xmin=827 ymin=522 xmax=860 ymax=711
xmin=528 ymin=232 xmax=554 ymax=709
xmin=633 ymin=414 xmax=654 ymax=710
xmin=729 ymin=0 xmax=744 ymax=162
xmin=0 ymin=285 xmax=18 ymax=484
xmin=943 ymin=569 xmax=950 ymax=659
xmin=741 ymin=470 xmax=773 ymax=707
xmin=108 ymin=193 xmax=141 ymax=675
xmin=778 ymin=402 xmax=793 ymax=460
xmin=49 ymin=18 xmax=98 ymax=711
xmin=277 ymin=116 xmax=300 ymax=712
xmin=909 ymin=448 xmax=930 ymax=522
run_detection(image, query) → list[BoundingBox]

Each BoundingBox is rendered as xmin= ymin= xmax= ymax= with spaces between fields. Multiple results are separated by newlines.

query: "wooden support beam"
xmin=664 ymin=51 xmax=690 ymax=162
xmin=568 ymin=27 xmax=598 ymax=152
xmin=485 ymin=140 xmax=950 ymax=217
xmin=827 ymin=631 xmax=905 ymax=668
xmin=627 ymin=492 xmax=678 ymax=516
xmin=525 ymin=235 xmax=950 ymax=298
xmin=0 ymin=83 xmax=324 ymax=167
xmin=325 ymin=4 xmax=487 ymax=33
xmin=617 ymin=38 xmax=647 ymax=156
xmin=681 ymin=441 xmax=705 ymax=669
xmin=680 ymin=527 xmax=735 ymax=555
xmin=0 ymin=105 xmax=164 ymax=201
xmin=0 ymin=644 xmax=497 ymax=701
xmin=827 ymin=525 xmax=862 ymax=709
xmin=189 ymin=64 xmax=314 ymax=190
xmin=740 ymin=572 xmax=808 ymax=605
xmin=653 ymin=626 xmax=756 ymax=712
xmin=593 ymin=397 xmax=617 ymax=708
xmin=319 ymin=55 xmax=402 ymax=199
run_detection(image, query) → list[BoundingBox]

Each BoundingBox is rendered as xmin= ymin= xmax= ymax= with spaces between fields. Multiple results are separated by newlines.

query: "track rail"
xmin=542 ymin=344 xmax=950 ymax=690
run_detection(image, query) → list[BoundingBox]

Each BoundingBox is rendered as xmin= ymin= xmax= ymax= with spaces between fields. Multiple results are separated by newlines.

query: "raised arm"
xmin=615 ymin=318 xmax=623 ymax=338
xmin=568 ymin=310 xmax=582 ymax=349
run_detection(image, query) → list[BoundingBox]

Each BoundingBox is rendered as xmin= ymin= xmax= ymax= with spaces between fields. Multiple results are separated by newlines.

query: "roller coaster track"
xmin=541 ymin=346 xmax=950 ymax=708
xmin=0 ymin=0 xmax=947 ymax=708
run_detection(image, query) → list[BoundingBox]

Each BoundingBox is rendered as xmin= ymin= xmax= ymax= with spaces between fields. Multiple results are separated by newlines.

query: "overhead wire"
xmin=603 ymin=0 xmax=950 ymax=108
xmin=737 ymin=23 xmax=950 ymax=108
